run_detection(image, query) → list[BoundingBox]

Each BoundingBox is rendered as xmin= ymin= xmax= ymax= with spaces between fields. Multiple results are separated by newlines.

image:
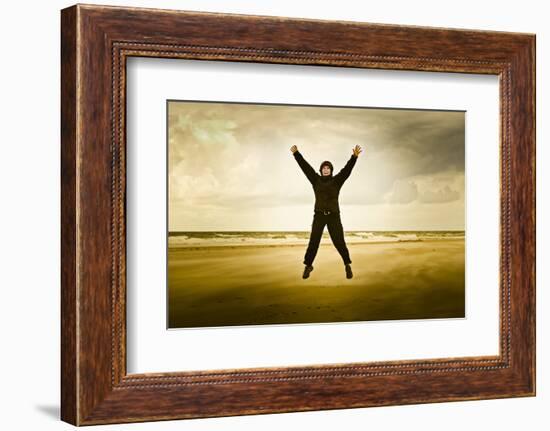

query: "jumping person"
xmin=291 ymin=144 xmax=362 ymax=279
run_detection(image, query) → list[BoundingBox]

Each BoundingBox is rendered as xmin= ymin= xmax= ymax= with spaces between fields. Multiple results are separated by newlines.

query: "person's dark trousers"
xmin=303 ymin=210 xmax=352 ymax=266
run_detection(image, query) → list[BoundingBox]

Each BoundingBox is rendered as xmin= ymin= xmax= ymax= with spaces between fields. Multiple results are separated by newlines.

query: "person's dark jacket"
xmin=293 ymin=150 xmax=358 ymax=213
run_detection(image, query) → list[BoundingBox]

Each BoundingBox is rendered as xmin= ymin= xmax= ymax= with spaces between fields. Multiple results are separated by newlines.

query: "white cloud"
xmin=385 ymin=179 xmax=418 ymax=204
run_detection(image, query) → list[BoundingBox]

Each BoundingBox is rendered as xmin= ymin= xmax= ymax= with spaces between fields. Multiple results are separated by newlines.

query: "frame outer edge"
xmin=507 ymin=34 xmax=536 ymax=395
xmin=522 ymin=34 xmax=536 ymax=395
xmin=527 ymin=34 xmax=536 ymax=396
xmin=60 ymin=4 xmax=79 ymax=426
xmin=512 ymin=35 xmax=536 ymax=396
xmin=531 ymin=34 xmax=536 ymax=396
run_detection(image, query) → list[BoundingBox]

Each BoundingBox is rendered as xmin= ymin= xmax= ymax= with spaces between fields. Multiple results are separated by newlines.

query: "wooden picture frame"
xmin=61 ymin=3 xmax=536 ymax=425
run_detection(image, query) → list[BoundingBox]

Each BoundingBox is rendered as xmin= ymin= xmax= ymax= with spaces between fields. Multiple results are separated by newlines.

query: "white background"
xmin=127 ymin=58 xmax=499 ymax=373
xmin=0 ymin=0 xmax=546 ymax=429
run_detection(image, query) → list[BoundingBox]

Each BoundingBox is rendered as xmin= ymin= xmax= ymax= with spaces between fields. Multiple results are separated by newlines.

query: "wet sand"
xmin=168 ymin=239 xmax=465 ymax=328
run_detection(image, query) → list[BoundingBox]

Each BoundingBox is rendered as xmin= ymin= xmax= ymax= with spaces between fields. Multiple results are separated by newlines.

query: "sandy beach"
xmin=168 ymin=239 xmax=465 ymax=328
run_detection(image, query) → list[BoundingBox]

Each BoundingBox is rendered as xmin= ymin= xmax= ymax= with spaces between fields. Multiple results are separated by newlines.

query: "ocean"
xmin=168 ymin=230 xmax=465 ymax=248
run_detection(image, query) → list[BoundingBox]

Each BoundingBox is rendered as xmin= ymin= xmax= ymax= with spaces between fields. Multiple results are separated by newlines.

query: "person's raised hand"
xmin=290 ymin=145 xmax=298 ymax=154
xmin=352 ymin=144 xmax=363 ymax=157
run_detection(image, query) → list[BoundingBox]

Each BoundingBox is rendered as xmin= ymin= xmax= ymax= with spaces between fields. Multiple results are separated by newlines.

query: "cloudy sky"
xmin=168 ymin=100 xmax=465 ymax=231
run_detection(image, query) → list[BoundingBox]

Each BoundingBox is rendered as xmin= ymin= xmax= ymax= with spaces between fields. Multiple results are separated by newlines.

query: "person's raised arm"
xmin=335 ymin=144 xmax=362 ymax=186
xmin=290 ymin=145 xmax=317 ymax=184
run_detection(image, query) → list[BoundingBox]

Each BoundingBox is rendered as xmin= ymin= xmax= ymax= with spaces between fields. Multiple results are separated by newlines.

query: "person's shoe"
xmin=302 ymin=265 xmax=314 ymax=279
xmin=345 ymin=264 xmax=353 ymax=279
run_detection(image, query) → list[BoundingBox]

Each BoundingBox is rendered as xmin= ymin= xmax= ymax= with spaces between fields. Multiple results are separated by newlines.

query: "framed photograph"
xmin=61 ymin=3 xmax=536 ymax=425
xmin=165 ymin=100 xmax=466 ymax=330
